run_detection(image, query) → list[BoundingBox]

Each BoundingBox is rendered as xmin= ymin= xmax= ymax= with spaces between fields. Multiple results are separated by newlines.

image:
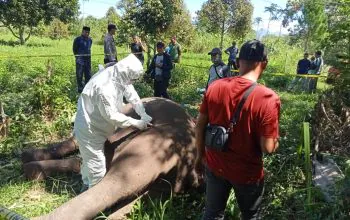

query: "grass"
xmin=0 ymin=32 xmax=343 ymax=219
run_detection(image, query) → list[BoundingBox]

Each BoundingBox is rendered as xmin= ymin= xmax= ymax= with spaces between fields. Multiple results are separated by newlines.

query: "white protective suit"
xmin=74 ymin=54 xmax=152 ymax=188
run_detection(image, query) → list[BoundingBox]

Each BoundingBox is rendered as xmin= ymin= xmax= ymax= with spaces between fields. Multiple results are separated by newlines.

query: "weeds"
xmin=0 ymin=33 xmax=348 ymax=219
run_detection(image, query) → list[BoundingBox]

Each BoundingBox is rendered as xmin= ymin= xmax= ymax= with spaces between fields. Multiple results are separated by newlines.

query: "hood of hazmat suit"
xmin=74 ymin=53 xmax=151 ymax=138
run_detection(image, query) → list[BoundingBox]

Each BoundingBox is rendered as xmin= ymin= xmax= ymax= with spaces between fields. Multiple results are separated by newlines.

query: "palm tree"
xmin=264 ymin=3 xmax=280 ymax=36
xmin=254 ymin=17 xmax=263 ymax=39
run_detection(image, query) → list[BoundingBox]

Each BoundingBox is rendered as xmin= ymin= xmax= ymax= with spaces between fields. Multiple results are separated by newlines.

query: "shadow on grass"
xmin=0 ymin=39 xmax=50 ymax=47
xmin=44 ymin=173 xmax=81 ymax=197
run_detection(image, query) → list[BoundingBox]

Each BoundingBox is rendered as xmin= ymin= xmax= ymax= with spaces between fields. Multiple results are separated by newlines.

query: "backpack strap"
xmin=214 ymin=65 xmax=225 ymax=79
xmin=229 ymin=82 xmax=257 ymax=127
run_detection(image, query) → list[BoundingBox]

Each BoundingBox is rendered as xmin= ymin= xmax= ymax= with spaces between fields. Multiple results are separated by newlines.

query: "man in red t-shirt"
xmin=195 ymin=40 xmax=280 ymax=220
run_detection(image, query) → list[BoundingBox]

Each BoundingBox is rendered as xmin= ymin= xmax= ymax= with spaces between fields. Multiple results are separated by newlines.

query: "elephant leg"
xmin=23 ymin=157 xmax=81 ymax=181
xmin=21 ymin=137 xmax=78 ymax=163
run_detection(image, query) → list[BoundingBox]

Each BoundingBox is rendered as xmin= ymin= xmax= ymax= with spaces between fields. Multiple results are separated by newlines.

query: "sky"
xmin=79 ymin=0 xmax=289 ymax=34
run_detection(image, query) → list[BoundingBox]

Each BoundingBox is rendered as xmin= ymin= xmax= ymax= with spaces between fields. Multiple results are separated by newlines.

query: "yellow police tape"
xmin=0 ymin=53 xmax=326 ymax=78
xmin=177 ymin=64 xmax=326 ymax=78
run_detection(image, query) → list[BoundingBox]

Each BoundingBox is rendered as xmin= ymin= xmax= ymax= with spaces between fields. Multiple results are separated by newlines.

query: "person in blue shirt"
xmin=288 ymin=52 xmax=311 ymax=91
xmin=73 ymin=26 xmax=92 ymax=93
xmin=225 ymin=41 xmax=239 ymax=71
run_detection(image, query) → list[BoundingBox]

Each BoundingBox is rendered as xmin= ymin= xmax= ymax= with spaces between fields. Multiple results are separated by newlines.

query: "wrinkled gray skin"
xmin=33 ymin=97 xmax=199 ymax=220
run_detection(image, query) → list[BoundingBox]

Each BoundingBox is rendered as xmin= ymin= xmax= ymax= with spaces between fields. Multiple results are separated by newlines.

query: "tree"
xmin=324 ymin=0 xmax=350 ymax=100
xmin=162 ymin=3 xmax=195 ymax=46
xmin=117 ymin=0 xmax=183 ymax=66
xmin=0 ymin=0 xmax=78 ymax=45
xmin=105 ymin=7 xmax=120 ymax=25
xmin=196 ymin=0 xmax=253 ymax=48
xmin=47 ymin=19 xmax=69 ymax=40
xmin=254 ymin=17 xmax=263 ymax=38
xmin=264 ymin=3 xmax=281 ymax=36
xmin=283 ymin=0 xmax=328 ymax=51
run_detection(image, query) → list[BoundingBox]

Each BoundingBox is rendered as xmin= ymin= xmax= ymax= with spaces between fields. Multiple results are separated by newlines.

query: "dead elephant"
xmin=22 ymin=97 xmax=200 ymax=219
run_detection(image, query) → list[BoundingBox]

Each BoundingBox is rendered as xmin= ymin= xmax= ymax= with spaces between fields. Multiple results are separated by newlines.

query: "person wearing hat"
xmin=168 ymin=36 xmax=182 ymax=64
xmin=73 ymin=26 xmax=92 ymax=93
xmin=195 ymin=40 xmax=281 ymax=219
xmin=104 ymin=24 xmax=117 ymax=64
xmin=206 ymin=47 xmax=231 ymax=89
xmin=145 ymin=41 xmax=173 ymax=99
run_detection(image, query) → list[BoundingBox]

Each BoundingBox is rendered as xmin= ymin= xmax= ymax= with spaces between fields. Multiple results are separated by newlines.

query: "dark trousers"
xmin=104 ymin=58 xmax=117 ymax=64
xmin=202 ymin=168 xmax=264 ymax=220
xmin=154 ymin=79 xmax=170 ymax=99
xmin=308 ymin=78 xmax=318 ymax=93
xmin=228 ymin=60 xmax=238 ymax=70
xmin=76 ymin=60 xmax=91 ymax=93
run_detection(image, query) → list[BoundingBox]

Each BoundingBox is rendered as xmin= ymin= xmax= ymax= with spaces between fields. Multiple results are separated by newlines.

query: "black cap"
xmin=156 ymin=41 xmax=165 ymax=48
xmin=239 ymin=40 xmax=267 ymax=61
xmin=108 ymin=24 xmax=116 ymax=31
xmin=82 ymin=26 xmax=90 ymax=32
xmin=208 ymin=48 xmax=222 ymax=55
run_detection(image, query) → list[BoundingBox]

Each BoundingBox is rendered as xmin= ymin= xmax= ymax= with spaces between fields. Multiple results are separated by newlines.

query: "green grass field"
xmin=0 ymin=33 xmax=338 ymax=219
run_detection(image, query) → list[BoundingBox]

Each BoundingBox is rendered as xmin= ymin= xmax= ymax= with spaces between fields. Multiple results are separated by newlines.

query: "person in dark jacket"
xmin=288 ymin=52 xmax=311 ymax=91
xmin=73 ymin=26 xmax=92 ymax=93
xmin=146 ymin=41 xmax=173 ymax=99
xmin=130 ymin=35 xmax=146 ymax=65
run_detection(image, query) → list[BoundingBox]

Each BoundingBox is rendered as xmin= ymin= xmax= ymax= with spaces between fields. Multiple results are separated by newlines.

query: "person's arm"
xmin=296 ymin=60 xmax=300 ymax=74
xmin=161 ymin=54 xmax=173 ymax=71
xmin=315 ymin=58 xmax=323 ymax=75
xmin=145 ymin=56 xmax=155 ymax=75
xmin=72 ymin=38 xmax=78 ymax=55
xmin=222 ymin=65 xmax=231 ymax=77
xmin=194 ymin=113 xmax=209 ymax=175
xmin=123 ymin=84 xmax=153 ymax=123
xmin=260 ymin=136 xmax=279 ymax=153
xmin=139 ymin=40 xmax=146 ymax=52
xmin=96 ymin=92 xmax=147 ymax=130
xmin=177 ymin=44 xmax=182 ymax=62
xmin=224 ymin=47 xmax=230 ymax=55
xmin=259 ymin=95 xmax=281 ymax=154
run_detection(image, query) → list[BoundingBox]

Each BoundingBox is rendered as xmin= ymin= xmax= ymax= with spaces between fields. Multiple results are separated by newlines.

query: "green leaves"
xmin=196 ymin=0 xmax=253 ymax=47
xmin=0 ymin=0 xmax=78 ymax=44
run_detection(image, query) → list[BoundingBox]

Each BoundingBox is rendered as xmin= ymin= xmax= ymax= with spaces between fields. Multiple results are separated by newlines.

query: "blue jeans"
xmin=76 ymin=59 xmax=91 ymax=93
xmin=202 ymin=168 xmax=264 ymax=220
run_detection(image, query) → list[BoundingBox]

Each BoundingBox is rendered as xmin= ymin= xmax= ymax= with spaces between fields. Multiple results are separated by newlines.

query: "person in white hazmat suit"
xmin=74 ymin=54 xmax=152 ymax=189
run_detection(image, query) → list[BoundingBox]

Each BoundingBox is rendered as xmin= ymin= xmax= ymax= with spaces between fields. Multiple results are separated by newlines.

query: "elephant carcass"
xmin=28 ymin=97 xmax=198 ymax=219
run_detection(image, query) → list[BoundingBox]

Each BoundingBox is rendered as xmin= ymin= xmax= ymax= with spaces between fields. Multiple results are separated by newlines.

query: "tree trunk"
xmin=304 ymin=29 xmax=309 ymax=52
xmin=266 ymin=20 xmax=271 ymax=36
xmin=19 ymin=27 xmax=25 ymax=45
xmin=279 ymin=23 xmax=283 ymax=37
xmin=256 ymin=23 xmax=260 ymax=39
xmin=220 ymin=17 xmax=225 ymax=49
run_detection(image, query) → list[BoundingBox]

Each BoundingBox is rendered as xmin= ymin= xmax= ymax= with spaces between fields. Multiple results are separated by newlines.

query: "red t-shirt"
xmin=199 ymin=77 xmax=280 ymax=184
